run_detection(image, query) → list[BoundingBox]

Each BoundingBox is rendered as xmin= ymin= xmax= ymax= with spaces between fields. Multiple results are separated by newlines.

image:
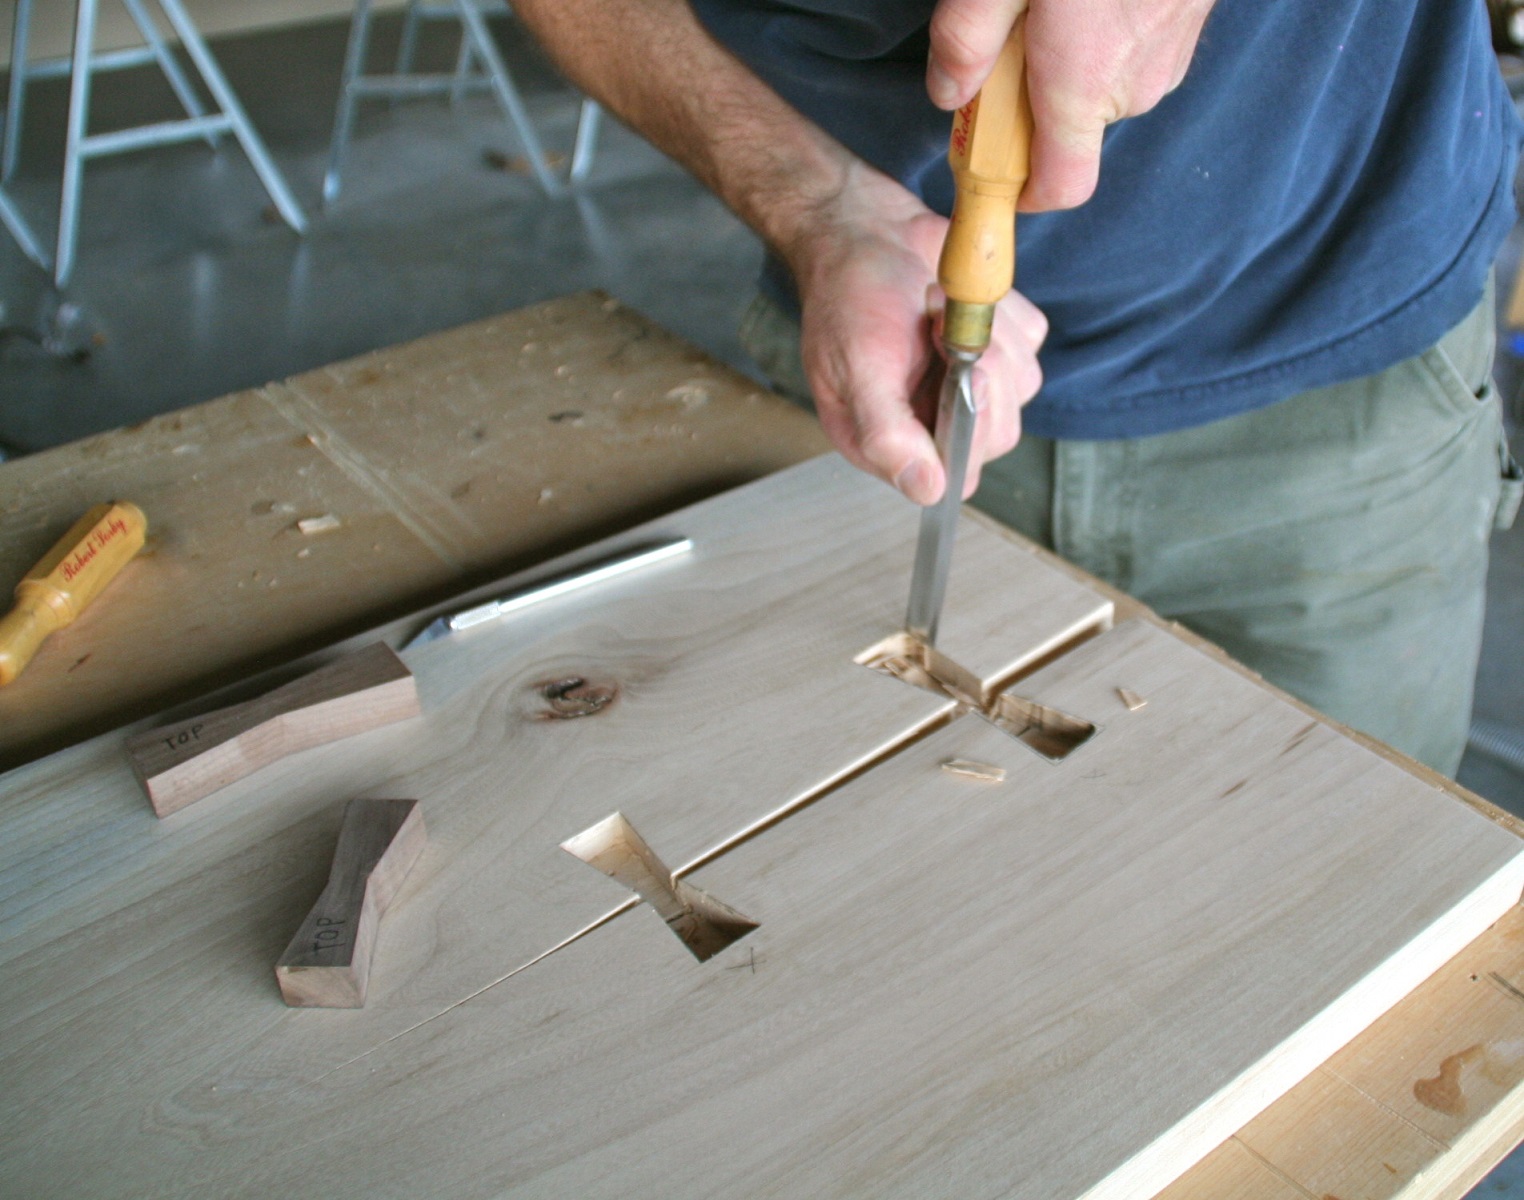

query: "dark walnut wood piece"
xmin=276 ymin=797 xmax=427 ymax=1009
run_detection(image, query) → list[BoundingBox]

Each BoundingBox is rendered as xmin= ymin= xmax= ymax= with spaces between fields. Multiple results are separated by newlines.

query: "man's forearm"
xmin=516 ymin=0 xmax=1048 ymax=507
xmin=515 ymin=0 xmax=858 ymax=274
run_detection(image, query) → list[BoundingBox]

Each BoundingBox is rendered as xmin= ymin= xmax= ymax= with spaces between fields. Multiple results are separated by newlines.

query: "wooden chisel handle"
xmin=938 ymin=17 xmax=1033 ymax=351
xmin=0 ymin=501 xmax=147 ymax=685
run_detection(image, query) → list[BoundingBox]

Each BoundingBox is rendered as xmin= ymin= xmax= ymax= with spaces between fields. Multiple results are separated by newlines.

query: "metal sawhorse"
xmin=0 ymin=183 xmax=47 ymax=270
xmin=2 ymin=0 xmax=307 ymax=286
xmin=324 ymin=0 xmax=600 ymax=203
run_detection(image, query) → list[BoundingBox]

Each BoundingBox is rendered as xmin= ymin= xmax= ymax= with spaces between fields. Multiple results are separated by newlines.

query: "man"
xmin=515 ymin=0 xmax=1522 ymax=774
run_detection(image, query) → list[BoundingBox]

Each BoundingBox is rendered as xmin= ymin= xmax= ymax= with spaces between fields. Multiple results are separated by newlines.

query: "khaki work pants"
xmin=739 ymin=285 xmax=1523 ymax=775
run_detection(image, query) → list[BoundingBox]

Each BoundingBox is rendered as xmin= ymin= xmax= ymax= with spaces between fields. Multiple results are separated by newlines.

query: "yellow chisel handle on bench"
xmin=0 ymin=501 xmax=147 ymax=685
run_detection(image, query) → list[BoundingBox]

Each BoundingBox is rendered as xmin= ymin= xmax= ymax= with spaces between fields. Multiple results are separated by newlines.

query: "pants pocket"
xmin=1420 ymin=335 xmax=1497 ymax=421
xmin=1417 ymin=276 xmax=1497 ymax=419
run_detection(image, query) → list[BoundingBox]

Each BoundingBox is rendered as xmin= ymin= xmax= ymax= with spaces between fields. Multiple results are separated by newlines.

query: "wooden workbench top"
xmin=0 ymin=291 xmax=828 ymax=768
xmin=1 ymin=292 xmax=1521 ymax=1198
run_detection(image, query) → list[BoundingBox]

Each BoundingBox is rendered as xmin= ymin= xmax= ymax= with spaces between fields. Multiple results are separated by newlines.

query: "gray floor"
xmin=2 ymin=12 xmax=1524 ymax=1194
xmin=0 ymin=14 xmax=762 ymax=450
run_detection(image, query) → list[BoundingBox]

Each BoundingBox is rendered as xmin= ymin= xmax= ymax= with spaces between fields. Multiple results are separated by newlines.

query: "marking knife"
xmin=405 ymin=537 xmax=692 ymax=649
xmin=905 ymin=18 xmax=1033 ymax=647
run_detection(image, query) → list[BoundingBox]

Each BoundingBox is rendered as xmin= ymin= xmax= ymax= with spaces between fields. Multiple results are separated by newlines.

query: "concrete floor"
xmin=1 ymin=11 xmax=1524 ymax=1195
xmin=0 ymin=14 xmax=762 ymax=450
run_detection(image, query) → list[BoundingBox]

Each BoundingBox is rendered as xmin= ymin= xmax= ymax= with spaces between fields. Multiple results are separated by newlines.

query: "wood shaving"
xmin=1117 ymin=688 xmax=1147 ymax=712
xmin=940 ymin=759 xmax=1007 ymax=783
xmin=665 ymin=382 xmax=711 ymax=409
xmin=297 ymin=514 xmax=342 ymax=535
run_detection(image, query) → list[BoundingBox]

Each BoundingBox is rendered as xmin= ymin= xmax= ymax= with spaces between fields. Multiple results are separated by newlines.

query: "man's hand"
xmin=788 ymin=163 xmax=1047 ymax=505
xmin=927 ymin=0 xmax=1214 ymax=209
xmin=515 ymin=0 xmax=1046 ymax=505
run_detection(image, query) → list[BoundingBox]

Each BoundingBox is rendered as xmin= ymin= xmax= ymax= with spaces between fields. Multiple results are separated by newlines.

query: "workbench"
xmin=3 ymin=292 xmax=1524 ymax=1198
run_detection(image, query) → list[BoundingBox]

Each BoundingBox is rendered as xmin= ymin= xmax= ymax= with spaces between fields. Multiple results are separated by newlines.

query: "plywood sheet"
xmin=1152 ymin=755 xmax=1524 ymax=1196
xmin=0 ymin=294 xmax=828 ymax=766
xmin=1164 ymin=903 xmax=1524 ymax=1200
xmin=0 ymin=457 xmax=1113 ymax=1194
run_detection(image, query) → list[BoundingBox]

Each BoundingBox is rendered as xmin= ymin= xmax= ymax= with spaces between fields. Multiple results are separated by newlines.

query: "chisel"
xmin=0 ymin=501 xmax=147 ymax=685
xmin=905 ymin=17 xmax=1032 ymax=647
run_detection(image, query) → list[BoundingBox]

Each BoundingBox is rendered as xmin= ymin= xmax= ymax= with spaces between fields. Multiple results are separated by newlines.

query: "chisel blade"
xmin=904 ymin=353 xmax=979 ymax=647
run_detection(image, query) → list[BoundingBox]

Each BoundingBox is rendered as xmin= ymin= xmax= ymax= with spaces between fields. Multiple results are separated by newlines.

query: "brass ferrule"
xmin=942 ymin=300 xmax=995 ymax=355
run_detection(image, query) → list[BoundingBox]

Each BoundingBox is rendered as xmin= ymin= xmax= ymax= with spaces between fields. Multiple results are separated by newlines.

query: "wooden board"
xmin=5 ymin=293 xmax=1523 ymax=1196
xmin=277 ymin=797 xmax=427 ymax=1008
xmin=145 ymin=617 xmax=1518 ymax=1200
xmin=0 ymin=292 xmax=829 ymax=768
xmin=0 ymin=456 xmax=1115 ymax=1196
xmin=127 ymin=642 xmax=420 ymax=815
xmin=1 ymin=456 xmax=1520 ymax=1198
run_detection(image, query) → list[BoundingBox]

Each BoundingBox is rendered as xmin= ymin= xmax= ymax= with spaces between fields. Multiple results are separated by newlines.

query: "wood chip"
xmin=1118 ymin=687 xmax=1147 ymax=711
xmin=940 ymin=759 xmax=1007 ymax=783
xmin=297 ymin=513 xmax=342 ymax=535
xmin=665 ymin=382 xmax=711 ymax=409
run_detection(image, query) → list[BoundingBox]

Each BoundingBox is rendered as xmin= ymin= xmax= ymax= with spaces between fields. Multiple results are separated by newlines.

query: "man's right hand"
xmin=515 ymin=0 xmax=1048 ymax=506
xmin=927 ymin=0 xmax=1215 ymax=210
xmin=787 ymin=163 xmax=1047 ymax=506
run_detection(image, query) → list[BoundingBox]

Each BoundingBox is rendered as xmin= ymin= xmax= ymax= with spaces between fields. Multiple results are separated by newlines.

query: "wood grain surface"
xmin=2 ymin=460 xmax=1520 ymax=1198
xmin=1161 ymin=901 xmax=1524 ymax=1200
xmin=278 ymin=618 xmax=1519 ymax=1200
xmin=0 ymin=292 xmax=829 ymax=768
xmin=0 ymin=457 xmax=1115 ymax=1197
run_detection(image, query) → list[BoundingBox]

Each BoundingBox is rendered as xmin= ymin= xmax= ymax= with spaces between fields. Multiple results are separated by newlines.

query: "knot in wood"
xmin=534 ymin=676 xmax=618 ymax=719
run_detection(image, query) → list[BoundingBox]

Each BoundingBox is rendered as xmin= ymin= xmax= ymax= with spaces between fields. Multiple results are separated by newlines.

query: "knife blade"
xmin=405 ymin=537 xmax=693 ymax=650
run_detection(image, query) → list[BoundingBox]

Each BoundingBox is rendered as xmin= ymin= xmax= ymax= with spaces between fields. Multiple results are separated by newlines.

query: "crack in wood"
xmin=328 ymin=620 xmax=1104 ymax=1050
xmin=320 ymin=710 xmax=960 ymax=1074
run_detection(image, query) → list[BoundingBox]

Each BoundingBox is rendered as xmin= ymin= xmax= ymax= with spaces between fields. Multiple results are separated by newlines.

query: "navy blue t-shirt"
xmin=690 ymin=0 xmax=1522 ymax=439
